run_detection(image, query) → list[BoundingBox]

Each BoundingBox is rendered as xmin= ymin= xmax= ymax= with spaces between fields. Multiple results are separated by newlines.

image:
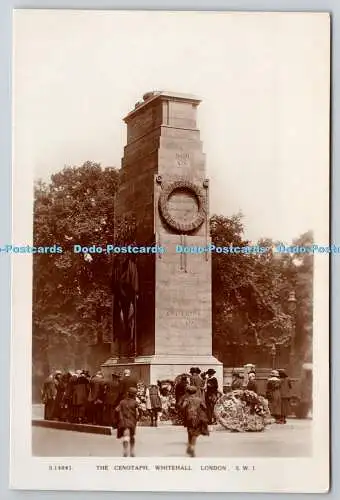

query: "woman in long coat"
xmin=53 ymin=371 xmax=65 ymax=420
xmin=247 ymin=372 xmax=258 ymax=394
xmin=278 ymin=369 xmax=291 ymax=424
xmin=189 ymin=367 xmax=205 ymax=399
xmin=175 ymin=374 xmax=188 ymax=407
xmin=231 ymin=372 xmax=243 ymax=390
xmin=205 ymin=369 xmax=219 ymax=424
xmin=181 ymin=386 xmax=209 ymax=457
xmin=73 ymin=371 xmax=90 ymax=424
xmin=266 ymin=370 xmax=282 ymax=423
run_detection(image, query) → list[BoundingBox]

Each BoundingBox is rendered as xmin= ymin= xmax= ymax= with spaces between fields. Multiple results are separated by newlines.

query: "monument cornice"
xmin=124 ymin=91 xmax=202 ymax=123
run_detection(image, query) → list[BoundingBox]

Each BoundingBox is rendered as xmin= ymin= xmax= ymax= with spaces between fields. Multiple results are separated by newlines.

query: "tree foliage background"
xmin=211 ymin=215 xmax=313 ymax=367
xmin=33 ymin=162 xmax=119 ymax=377
xmin=33 ymin=162 xmax=313 ymax=379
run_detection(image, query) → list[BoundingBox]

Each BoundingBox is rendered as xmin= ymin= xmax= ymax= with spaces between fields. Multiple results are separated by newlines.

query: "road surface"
xmin=32 ymin=419 xmax=312 ymax=457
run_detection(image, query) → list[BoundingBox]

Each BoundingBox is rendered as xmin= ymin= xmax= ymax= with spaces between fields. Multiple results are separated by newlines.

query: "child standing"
xmin=181 ymin=386 xmax=209 ymax=457
xmin=145 ymin=384 xmax=162 ymax=427
xmin=115 ymin=387 xmax=140 ymax=457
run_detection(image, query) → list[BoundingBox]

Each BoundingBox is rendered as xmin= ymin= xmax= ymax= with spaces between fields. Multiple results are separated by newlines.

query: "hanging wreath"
xmin=158 ymin=180 xmax=207 ymax=233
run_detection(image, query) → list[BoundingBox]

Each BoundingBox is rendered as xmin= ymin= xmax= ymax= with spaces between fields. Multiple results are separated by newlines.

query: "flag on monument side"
xmin=111 ymin=255 xmax=139 ymax=346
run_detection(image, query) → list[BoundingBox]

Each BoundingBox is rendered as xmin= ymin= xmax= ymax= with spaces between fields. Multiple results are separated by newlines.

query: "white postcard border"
xmin=9 ymin=9 xmax=330 ymax=493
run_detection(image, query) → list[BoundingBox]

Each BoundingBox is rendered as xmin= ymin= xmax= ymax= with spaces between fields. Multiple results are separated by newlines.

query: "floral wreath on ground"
xmin=214 ymin=389 xmax=272 ymax=432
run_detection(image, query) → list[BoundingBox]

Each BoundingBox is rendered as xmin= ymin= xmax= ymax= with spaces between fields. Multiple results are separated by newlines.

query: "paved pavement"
xmin=32 ymin=419 xmax=312 ymax=458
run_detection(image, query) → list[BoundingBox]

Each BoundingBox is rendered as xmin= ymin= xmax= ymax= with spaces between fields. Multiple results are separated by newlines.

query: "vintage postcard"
xmin=10 ymin=9 xmax=330 ymax=492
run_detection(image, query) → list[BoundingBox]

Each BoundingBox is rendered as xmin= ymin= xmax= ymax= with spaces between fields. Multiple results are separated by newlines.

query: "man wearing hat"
xmin=87 ymin=370 xmax=105 ymax=425
xmin=115 ymin=386 xmax=140 ymax=457
xmin=205 ymin=369 xmax=219 ymax=424
xmin=41 ymin=372 xmax=57 ymax=420
xmin=103 ymin=373 xmax=121 ymax=427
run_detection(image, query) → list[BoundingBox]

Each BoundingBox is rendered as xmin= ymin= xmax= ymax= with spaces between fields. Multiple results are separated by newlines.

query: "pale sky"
xmin=13 ymin=10 xmax=330 ymax=243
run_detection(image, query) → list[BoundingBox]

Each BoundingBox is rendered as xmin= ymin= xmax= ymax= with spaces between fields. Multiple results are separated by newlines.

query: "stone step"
xmin=32 ymin=419 xmax=112 ymax=435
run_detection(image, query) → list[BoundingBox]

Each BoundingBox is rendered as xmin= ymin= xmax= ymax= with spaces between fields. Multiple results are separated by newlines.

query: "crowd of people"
xmin=41 ymin=368 xmax=127 ymax=426
xmin=40 ymin=365 xmax=291 ymax=456
xmin=40 ymin=365 xmax=220 ymax=457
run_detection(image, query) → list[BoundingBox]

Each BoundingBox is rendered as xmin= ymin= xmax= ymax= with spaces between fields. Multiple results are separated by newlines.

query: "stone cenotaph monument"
xmin=102 ymin=91 xmax=223 ymax=386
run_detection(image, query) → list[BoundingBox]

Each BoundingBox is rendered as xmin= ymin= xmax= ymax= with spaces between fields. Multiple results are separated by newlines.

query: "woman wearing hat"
xmin=205 ymin=369 xmax=219 ymax=424
xmin=189 ymin=367 xmax=205 ymax=400
xmin=246 ymin=372 xmax=258 ymax=394
xmin=181 ymin=386 xmax=209 ymax=457
xmin=175 ymin=374 xmax=189 ymax=407
xmin=231 ymin=372 xmax=243 ymax=390
xmin=266 ymin=370 xmax=282 ymax=423
xmin=278 ymin=369 xmax=291 ymax=424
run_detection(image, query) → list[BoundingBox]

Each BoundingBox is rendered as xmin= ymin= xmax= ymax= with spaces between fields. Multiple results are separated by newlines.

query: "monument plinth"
xmin=102 ymin=91 xmax=223 ymax=386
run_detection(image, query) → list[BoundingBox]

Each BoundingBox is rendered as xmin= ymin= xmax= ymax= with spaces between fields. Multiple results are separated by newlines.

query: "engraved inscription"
xmin=158 ymin=310 xmax=202 ymax=328
xmin=176 ymin=151 xmax=190 ymax=167
xmin=161 ymin=311 xmax=200 ymax=317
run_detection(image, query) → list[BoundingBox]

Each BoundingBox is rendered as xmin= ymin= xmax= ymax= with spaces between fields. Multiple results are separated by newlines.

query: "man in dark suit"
xmin=41 ymin=374 xmax=57 ymax=420
xmin=88 ymin=371 xmax=105 ymax=425
xmin=104 ymin=373 xmax=121 ymax=427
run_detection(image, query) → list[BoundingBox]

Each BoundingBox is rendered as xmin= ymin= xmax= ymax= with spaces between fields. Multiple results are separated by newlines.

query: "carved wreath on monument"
xmin=158 ymin=178 xmax=207 ymax=233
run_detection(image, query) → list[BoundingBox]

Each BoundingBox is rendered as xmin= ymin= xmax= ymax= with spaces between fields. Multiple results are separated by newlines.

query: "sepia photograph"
xmin=10 ymin=9 xmax=330 ymax=492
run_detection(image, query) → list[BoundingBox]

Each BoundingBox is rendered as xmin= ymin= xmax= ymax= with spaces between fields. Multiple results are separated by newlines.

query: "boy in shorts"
xmin=115 ymin=387 xmax=140 ymax=457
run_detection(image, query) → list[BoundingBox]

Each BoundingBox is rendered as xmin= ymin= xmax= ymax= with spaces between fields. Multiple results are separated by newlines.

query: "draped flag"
xmin=111 ymin=255 xmax=139 ymax=354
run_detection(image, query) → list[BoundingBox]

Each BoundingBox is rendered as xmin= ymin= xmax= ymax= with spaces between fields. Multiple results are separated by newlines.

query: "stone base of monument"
xmin=101 ymin=355 xmax=223 ymax=387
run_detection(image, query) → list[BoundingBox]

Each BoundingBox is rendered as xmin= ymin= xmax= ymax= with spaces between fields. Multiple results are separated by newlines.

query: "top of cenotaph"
xmin=125 ymin=90 xmax=201 ymax=122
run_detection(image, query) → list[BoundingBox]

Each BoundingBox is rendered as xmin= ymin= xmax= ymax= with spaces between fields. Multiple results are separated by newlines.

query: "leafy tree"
xmin=33 ymin=162 xmax=119 ymax=374
xmin=291 ymin=231 xmax=314 ymax=363
xmin=211 ymin=214 xmax=313 ymax=368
